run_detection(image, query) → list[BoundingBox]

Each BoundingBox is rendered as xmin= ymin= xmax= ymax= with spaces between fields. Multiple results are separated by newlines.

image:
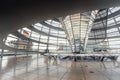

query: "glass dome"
xmin=3 ymin=7 xmax=120 ymax=55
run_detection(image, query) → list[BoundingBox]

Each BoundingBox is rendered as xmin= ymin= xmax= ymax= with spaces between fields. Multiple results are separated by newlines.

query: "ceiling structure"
xmin=0 ymin=0 xmax=120 ymax=54
xmin=3 ymin=6 xmax=120 ymax=54
xmin=0 ymin=0 xmax=120 ymax=39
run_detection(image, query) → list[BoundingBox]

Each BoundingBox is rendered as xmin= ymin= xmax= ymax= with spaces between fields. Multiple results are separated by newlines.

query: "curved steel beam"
xmin=40 ymin=22 xmax=64 ymax=31
xmin=12 ymin=31 xmax=58 ymax=46
xmin=89 ymin=35 xmax=120 ymax=40
xmin=27 ymin=26 xmax=66 ymax=39
xmin=94 ymin=9 xmax=120 ymax=22
xmin=91 ymin=23 xmax=120 ymax=31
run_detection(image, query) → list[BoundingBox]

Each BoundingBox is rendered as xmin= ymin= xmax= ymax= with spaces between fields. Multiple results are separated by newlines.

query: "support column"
xmin=26 ymin=30 xmax=32 ymax=56
xmin=1 ymin=37 xmax=7 ymax=58
xmin=46 ymin=27 xmax=51 ymax=69
xmin=14 ymin=29 xmax=22 ymax=57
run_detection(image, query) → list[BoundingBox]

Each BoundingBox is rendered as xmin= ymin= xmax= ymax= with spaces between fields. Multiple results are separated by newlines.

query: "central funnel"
xmin=60 ymin=11 xmax=98 ymax=53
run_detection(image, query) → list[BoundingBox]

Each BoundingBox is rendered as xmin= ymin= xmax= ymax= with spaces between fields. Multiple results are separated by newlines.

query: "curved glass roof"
xmin=87 ymin=7 xmax=120 ymax=52
xmin=45 ymin=20 xmax=62 ymax=28
xmin=3 ymin=6 xmax=120 ymax=54
xmin=6 ymin=20 xmax=70 ymax=53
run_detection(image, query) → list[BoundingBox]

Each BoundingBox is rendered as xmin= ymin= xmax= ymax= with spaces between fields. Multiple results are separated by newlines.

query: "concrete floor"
xmin=0 ymin=55 xmax=120 ymax=80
